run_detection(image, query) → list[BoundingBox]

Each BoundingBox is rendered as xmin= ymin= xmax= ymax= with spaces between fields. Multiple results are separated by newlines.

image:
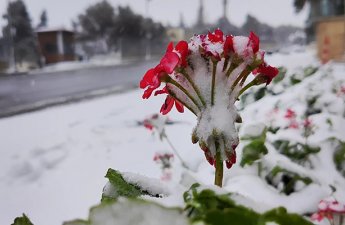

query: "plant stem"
xmin=237 ymin=78 xmax=259 ymax=97
xmin=180 ymin=70 xmax=206 ymax=106
xmin=211 ymin=61 xmax=218 ymax=106
xmin=214 ymin=151 xmax=223 ymax=187
xmin=168 ymin=79 xmax=202 ymax=111
xmin=167 ymin=90 xmax=197 ymax=116
xmin=164 ymin=134 xmax=190 ymax=170
xmin=225 ymin=62 xmax=237 ymax=77
xmin=258 ymin=161 xmax=262 ymax=177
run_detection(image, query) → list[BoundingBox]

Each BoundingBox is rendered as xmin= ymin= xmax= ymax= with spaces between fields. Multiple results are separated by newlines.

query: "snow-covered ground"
xmin=1 ymin=49 xmax=344 ymax=225
xmin=29 ymin=52 xmax=124 ymax=74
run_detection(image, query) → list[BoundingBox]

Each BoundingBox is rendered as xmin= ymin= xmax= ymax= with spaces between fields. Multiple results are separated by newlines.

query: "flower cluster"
xmin=141 ymin=113 xmax=168 ymax=140
xmin=311 ymin=197 xmax=345 ymax=224
xmin=140 ymin=29 xmax=278 ymax=170
xmin=285 ymin=108 xmax=299 ymax=129
xmin=153 ymin=152 xmax=174 ymax=181
xmin=153 ymin=152 xmax=174 ymax=169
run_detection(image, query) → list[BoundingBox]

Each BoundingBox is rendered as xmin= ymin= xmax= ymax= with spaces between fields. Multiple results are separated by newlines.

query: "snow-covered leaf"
xmin=65 ymin=198 xmax=189 ymax=225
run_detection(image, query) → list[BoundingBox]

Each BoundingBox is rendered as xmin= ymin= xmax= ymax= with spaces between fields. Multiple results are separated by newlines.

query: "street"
xmin=0 ymin=60 xmax=156 ymax=118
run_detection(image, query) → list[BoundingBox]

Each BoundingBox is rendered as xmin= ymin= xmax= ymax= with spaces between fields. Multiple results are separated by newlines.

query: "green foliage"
xmin=290 ymin=75 xmax=302 ymax=85
xmin=241 ymin=128 xmax=268 ymax=167
xmin=266 ymin=166 xmax=312 ymax=195
xmin=260 ymin=207 xmax=314 ymax=225
xmin=272 ymin=139 xmax=320 ymax=164
xmin=333 ymin=140 xmax=345 ymax=177
xmin=254 ymin=87 xmax=267 ymax=101
xmin=306 ymin=95 xmax=321 ymax=116
xmin=303 ymin=66 xmax=318 ymax=77
xmin=267 ymin=126 xmax=280 ymax=134
xmin=240 ymin=139 xmax=268 ymax=167
xmin=11 ymin=214 xmax=34 ymax=225
xmin=184 ymin=184 xmax=313 ymax=225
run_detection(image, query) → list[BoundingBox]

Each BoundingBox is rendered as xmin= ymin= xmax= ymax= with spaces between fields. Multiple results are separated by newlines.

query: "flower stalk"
xmin=214 ymin=151 xmax=224 ymax=187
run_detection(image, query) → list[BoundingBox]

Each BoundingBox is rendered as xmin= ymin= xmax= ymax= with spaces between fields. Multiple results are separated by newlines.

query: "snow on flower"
xmin=139 ymin=29 xmax=278 ymax=173
xmin=311 ymin=197 xmax=345 ymax=224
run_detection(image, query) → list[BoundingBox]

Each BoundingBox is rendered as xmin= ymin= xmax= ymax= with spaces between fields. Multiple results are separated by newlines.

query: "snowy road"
xmin=0 ymin=60 xmax=156 ymax=118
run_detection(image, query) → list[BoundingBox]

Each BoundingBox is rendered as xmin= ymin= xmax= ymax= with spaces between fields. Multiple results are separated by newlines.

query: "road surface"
xmin=0 ymin=60 xmax=156 ymax=118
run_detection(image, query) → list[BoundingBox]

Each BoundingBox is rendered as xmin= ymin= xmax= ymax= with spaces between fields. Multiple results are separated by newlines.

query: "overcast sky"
xmin=0 ymin=0 xmax=309 ymax=30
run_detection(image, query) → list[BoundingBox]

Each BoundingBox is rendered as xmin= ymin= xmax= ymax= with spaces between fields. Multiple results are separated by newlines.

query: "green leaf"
xmin=11 ymin=214 xmax=34 ymax=225
xmin=272 ymin=140 xmax=320 ymax=164
xmin=334 ymin=141 xmax=345 ymax=177
xmin=102 ymin=169 xmax=144 ymax=201
xmin=290 ymin=75 xmax=301 ymax=85
xmin=205 ymin=208 xmax=259 ymax=225
xmin=240 ymin=139 xmax=268 ymax=167
xmin=260 ymin=207 xmax=313 ymax=225
xmin=66 ymin=198 xmax=188 ymax=225
xmin=254 ymin=87 xmax=266 ymax=101
xmin=303 ymin=66 xmax=318 ymax=77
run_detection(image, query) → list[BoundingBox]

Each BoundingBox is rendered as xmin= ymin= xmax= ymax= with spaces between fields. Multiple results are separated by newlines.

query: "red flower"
xmin=285 ymin=109 xmax=296 ymax=119
xmin=224 ymin=35 xmax=234 ymax=58
xmin=303 ymin=118 xmax=312 ymax=128
xmin=160 ymin=95 xmax=184 ymax=115
xmin=143 ymin=120 xmax=154 ymax=130
xmin=175 ymin=41 xmax=189 ymax=67
xmin=208 ymin=28 xmax=224 ymax=43
xmin=253 ymin=63 xmax=279 ymax=85
xmin=248 ymin=31 xmax=260 ymax=54
xmin=288 ymin=121 xmax=299 ymax=129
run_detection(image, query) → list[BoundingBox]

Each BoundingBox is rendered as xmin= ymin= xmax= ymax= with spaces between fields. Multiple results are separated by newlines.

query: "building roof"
xmin=36 ymin=26 xmax=74 ymax=33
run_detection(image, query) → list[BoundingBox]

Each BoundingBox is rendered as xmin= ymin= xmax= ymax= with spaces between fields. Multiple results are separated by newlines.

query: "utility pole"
xmin=7 ymin=0 xmax=17 ymax=73
xmin=145 ymin=0 xmax=152 ymax=60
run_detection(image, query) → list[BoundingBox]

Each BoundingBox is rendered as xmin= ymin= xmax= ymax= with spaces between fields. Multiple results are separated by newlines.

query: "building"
xmin=36 ymin=27 xmax=75 ymax=64
xmin=316 ymin=16 xmax=345 ymax=62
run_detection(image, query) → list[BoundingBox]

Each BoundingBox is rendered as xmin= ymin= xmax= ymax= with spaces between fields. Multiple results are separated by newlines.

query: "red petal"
xmin=166 ymin=42 xmax=174 ymax=52
xmin=174 ymin=99 xmax=184 ymax=113
xmin=248 ymin=31 xmax=260 ymax=53
xmin=224 ymin=35 xmax=234 ymax=57
xmin=175 ymin=41 xmax=189 ymax=66
xmin=226 ymin=160 xmax=233 ymax=169
xmin=154 ymin=86 xmax=168 ymax=96
xmin=160 ymin=52 xmax=179 ymax=74
xmin=140 ymin=68 xmax=156 ymax=89
xmin=208 ymin=28 xmax=224 ymax=43
xmin=142 ymin=87 xmax=155 ymax=99
xmin=205 ymin=152 xmax=215 ymax=166
xmin=255 ymin=63 xmax=279 ymax=85
xmin=160 ymin=95 xmax=174 ymax=115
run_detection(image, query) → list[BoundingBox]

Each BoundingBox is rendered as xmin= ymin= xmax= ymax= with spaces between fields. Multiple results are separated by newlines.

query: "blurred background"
xmin=0 ymin=0 xmax=343 ymax=74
